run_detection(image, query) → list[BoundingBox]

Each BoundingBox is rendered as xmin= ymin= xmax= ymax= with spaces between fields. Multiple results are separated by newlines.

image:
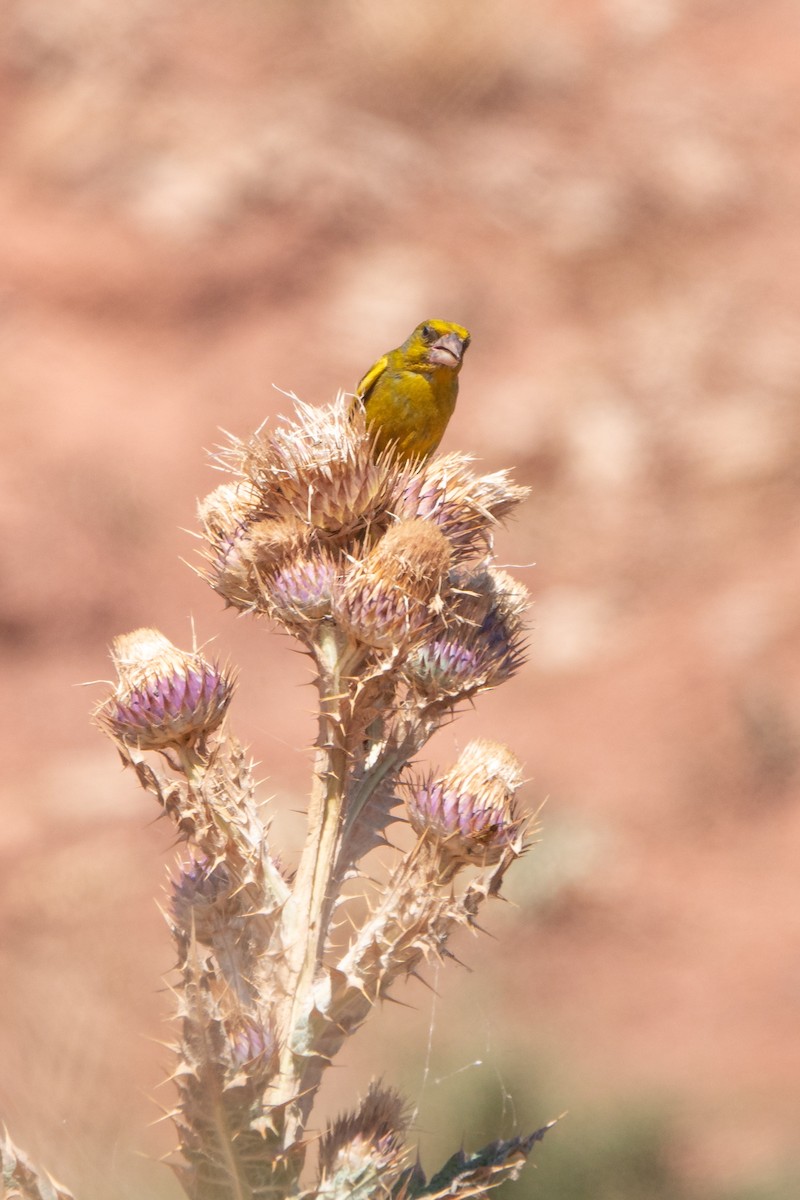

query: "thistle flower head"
xmin=391 ymin=453 xmax=529 ymax=560
xmin=198 ymin=482 xmax=262 ymax=609
xmin=334 ymin=518 xmax=451 ymax=650
xmin=406 ymin=566 xmax=529 ymax=699
xmin=407 ymin=739 xmax=525 ymax=867
xmin=171 ymin=854 xmax=233 ymax=942
xmin=97 ymin=628 xmax=234 ymax=751
xmin=405 ymin=636 xmax=487 ymax=698
xmin=266 ymin=547 xmax=338 ymax=626
xmin=197 ymin=480 xmax=260 ymax=540
xmin=224 ymin=396 xmax=404 ymax=544
xmin=199 ymin=480 xmax=312 ymax=612
xmin=226 ymin=1014 xmax=278 ymax=1074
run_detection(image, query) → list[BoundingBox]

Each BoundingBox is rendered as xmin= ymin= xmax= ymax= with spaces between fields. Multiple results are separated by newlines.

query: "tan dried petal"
xmin=246 ymin=516 xmax=309 ymax=566
xmin=448 ymin=738 xmax=524 ymax=800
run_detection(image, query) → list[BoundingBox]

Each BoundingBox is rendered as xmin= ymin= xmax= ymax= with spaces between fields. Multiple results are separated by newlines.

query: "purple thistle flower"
xmin=172 ymin=854 xmax=231 ymax=910
xmin=390 ymin=454 xmax=529 ymax=560
xmin=407 ymin=739 xmax=524 ymax=866
xmin=410 ymin=638 xmax=484 ymax=692
xmin=98 ymin=629 xmax=235 ymax=751
xmin=406 ymin=567 xmax=527 ymax=700
xmin=268 ymin=551 xmax=338 ymax=623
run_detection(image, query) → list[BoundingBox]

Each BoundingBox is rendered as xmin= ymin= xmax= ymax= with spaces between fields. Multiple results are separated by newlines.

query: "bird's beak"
xmin=429 ymin=332 xmax=466 ymax=368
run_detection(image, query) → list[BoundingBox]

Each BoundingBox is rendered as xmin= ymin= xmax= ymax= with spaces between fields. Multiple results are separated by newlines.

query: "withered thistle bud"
xmin=335 ymin=519 xmax=451 ymax=650
xmin=198 ymin=482 xmax=259 ymax=608
xmin=407 ymin=739 xmax=524 ymax=866
xmin=198 ymin=480 xmax=260 ymax=541
xmin=97 ymin=628 xmax=234 ymax=750
xmin=318 ymin=1083 xmax=409 ymax=1195
xmin=391 ymin=453 xmax=529 ymax=558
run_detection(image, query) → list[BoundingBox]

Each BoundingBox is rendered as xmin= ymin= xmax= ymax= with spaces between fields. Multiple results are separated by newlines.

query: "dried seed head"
xmin=246 ymin=516 xmax=309 ymax=570
xmin=407 ymin=739 xmax=524 ymax=866
xmin=335 ymin=518 xmax=451 ymax=650
xmin=226 ymin=397 xmax=404 ymax=544
xmin=406 ymin=566 xmax=528 ymax=699
xmin=391 ymin=453 xmax=529 ymax=559
xmin=318 ymin=1083 xmax=409 ymax=1191
xmin=97 ymin=628 xmax=234 ymax=750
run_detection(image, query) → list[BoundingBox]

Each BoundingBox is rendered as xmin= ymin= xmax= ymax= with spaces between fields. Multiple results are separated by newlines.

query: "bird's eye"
xmin=421 ymin=323 xmax=435 ymax=341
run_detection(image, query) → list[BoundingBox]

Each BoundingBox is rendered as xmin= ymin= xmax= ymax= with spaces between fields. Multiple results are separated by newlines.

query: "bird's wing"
xmin=355 ymin=353 xmax=390 ymax=404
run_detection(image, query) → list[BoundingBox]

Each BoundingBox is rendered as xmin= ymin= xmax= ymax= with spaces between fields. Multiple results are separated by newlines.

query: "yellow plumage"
xmin=351 ymin=319 xmax=471 ymax=462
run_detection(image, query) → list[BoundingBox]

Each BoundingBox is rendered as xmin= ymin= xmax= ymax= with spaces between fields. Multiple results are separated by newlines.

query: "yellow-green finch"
xmin=352 ymin=319 xmax=471 ymax=461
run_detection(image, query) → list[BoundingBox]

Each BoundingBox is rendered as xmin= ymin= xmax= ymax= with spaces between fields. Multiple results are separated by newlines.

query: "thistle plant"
xmin=3 ymin=395 xmax=553 ymax=1199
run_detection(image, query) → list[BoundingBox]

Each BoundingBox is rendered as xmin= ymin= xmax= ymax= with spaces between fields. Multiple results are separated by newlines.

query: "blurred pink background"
xmin=2 ymin=2 xmax=800 ymax=1196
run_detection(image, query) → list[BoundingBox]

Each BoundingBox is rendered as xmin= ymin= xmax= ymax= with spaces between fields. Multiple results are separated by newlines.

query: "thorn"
xmin=405 ymin=966 xmax=441 ymax=997
xmin=382 ymin=990 xmax=420 ymax=1011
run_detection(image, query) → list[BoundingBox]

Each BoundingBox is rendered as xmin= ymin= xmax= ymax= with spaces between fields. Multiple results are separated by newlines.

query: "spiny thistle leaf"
xmin=0 ymin=1130 xmax=74 ymax=1200
xmin=406 ymin=1123 xmax=555 ymax=1198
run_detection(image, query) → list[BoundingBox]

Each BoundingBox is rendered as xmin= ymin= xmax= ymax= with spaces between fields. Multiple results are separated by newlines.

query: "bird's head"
xmin=404 ymin=319 xmax=471 ymax=372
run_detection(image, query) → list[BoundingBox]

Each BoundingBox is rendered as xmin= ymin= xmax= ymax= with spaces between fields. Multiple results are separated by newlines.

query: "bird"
xmin=351 ymin=318 xmax=471 ymax=462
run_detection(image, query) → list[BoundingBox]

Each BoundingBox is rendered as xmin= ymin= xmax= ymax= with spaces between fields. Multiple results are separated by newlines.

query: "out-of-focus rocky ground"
xmin=1 ymin=1 xmax=799 ymax=1196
